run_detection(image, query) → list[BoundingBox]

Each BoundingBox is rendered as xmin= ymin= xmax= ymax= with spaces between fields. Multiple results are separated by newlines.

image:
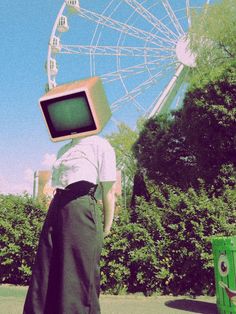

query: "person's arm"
xmin=101 ymin=181 xmax=116 ymax=237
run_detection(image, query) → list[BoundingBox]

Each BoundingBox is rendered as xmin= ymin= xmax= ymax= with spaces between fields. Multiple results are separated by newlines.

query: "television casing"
xmin=39 ymin=77 xmax=111 ymax=142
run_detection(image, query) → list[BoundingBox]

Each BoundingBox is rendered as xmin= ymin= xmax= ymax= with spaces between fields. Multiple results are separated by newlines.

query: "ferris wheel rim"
xmin=46 ymin=0 xmax=212 ymax=122
xmin=47 ymin=2 xmax=67 ymax=89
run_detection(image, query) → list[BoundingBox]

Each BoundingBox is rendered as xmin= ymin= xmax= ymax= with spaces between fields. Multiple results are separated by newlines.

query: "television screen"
xmin=39 ymin=77 xmax=111 ymax=142
xmin=40 ymin=91 xmax=96 ymax=139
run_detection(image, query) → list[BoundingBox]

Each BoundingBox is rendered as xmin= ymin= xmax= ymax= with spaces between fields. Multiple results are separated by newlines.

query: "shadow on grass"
xmin=165 ymin=299 xmax=218 ymax=314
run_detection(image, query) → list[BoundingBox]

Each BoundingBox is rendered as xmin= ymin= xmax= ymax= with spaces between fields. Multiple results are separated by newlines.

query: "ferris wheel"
xmin=47 ymin=0 xmax=212 ymax=129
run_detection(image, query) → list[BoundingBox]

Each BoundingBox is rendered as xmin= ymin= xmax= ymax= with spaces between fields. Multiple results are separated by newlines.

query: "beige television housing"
xmin=39 ymin=77 xmax=111 ymax=142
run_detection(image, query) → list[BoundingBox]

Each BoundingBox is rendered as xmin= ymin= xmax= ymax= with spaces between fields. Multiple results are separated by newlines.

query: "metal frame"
xmin=47 ymin=0 xmax=211 ymax=120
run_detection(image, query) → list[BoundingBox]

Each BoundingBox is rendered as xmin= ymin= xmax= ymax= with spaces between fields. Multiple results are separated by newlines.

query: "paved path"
xmin=0 ymin=285 xmax=218 ymax=314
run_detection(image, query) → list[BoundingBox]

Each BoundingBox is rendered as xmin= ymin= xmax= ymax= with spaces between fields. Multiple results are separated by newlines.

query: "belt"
xmin=56 ymin=181 xmax=97 ymax=200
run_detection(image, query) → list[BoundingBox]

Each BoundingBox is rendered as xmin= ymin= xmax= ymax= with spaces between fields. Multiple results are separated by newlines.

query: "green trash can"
xmin=212 ymin=237 xmax=236 ymax=314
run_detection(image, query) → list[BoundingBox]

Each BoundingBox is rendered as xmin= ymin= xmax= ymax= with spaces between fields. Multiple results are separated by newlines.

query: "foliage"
xmin=155 ymin=184 xmax=236 ymax=295
xmin=189 ymin=0 xmax=236 ymax=88
xmin=1 ymin=183 xmax=236 ymax=297
xmin=133 ymin=66 xmax=236 ymax=190
xmin=0 ymin=194 xmax=47 ymax=285
xmin=130 ymin=171 xmax=150 ymax=209
xmin=101 ymin=208 xmax=162 ymax=296
xmin=100 ymin=181 xmax=236 ymax=296
xmin=107 ymin=123 xmax=138 ymax=174
xmin=106 ymin=122 xmax=140 ymax=205
xmin=131 ymin=64 xmax=236 ymax=294
xmin=106 ymin=123 xmax=138 ymax=175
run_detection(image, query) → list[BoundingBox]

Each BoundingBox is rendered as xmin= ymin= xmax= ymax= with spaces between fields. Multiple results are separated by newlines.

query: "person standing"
xmin=23 ymin=135 xmax=116 ymax=314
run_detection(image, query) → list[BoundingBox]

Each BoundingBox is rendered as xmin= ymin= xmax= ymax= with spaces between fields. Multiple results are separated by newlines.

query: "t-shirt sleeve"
xmin=98 ymin=142 xmax=116 ymax=182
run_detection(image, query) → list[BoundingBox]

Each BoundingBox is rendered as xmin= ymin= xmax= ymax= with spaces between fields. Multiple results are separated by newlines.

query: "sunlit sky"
xmin=0 ymin=2 xmax=64 ymax=194
xmin=0 ymin=0 xmax=214 ymax=195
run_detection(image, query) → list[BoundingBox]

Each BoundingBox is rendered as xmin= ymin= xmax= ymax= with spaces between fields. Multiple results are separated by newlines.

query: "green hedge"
xmin=1 ymin=186 xmax=236 ymax=296
xmin=101 ymin=183 xmax=236 ymax=295
xmin=101 ymin=221 xmax=161 ymax=295
xmin=0 ymin=194 xmax=47 ymax=284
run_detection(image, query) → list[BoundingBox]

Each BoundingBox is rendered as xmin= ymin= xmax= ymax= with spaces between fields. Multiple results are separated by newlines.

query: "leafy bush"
xmin=101 ymin=209 xmax=162 ymax=295
xmin=101 ymin=181 xmax=235 ymax=296
xmin=134 ymin=183 xmax=236 ymax=295
xmin=1 ymin=184 xmax=235 ymax=297
xmin=100 ymin=210 xmax=131 ymax=295
xmin=0 ymin=194 xmax=47 ymax=284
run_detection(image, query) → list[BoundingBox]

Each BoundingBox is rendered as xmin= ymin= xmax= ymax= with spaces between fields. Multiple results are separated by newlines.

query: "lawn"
xmin=0 ymin=285 xmax=217 ymax=314
xmin=0 ymin=285 xmax=27 ymax=314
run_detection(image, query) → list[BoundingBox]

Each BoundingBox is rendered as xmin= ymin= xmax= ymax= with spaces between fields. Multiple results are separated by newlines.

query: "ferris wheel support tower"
xmin=148 ymin=34 xmax=196 ymax=117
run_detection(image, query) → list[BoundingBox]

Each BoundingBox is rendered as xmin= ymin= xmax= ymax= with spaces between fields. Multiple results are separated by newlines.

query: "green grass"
xmin=0 ymin=285 xmax=217 ymax=314
xmin=0 ymin=285 xmax=27 ymax=314
xmin=0 ymin=285 xmax=27 ymax=298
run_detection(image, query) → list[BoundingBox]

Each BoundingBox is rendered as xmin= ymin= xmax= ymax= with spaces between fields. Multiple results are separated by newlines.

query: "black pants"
xmin=23 ymin=182 xmax=103 ymax=314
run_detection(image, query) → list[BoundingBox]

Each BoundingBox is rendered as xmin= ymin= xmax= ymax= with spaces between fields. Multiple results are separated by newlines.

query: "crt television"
xmin=39 ymin=77 xmax=111 ymax=142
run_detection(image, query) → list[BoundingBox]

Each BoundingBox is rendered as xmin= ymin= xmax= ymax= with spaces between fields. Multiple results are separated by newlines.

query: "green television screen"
xmin=40 ymin=91 xmax=96 ymax=139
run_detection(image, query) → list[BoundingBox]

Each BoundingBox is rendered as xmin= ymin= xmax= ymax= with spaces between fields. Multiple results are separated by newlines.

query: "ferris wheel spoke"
xmin=186 ymin=0 xmax=191 ymax=28
xmin=110 ymin=63 xmax=176 ymax=112
xmin=47 ymin=0 xmax=208 ymax=124
xmin=101 ymin=63 xmax=162 ymax=83
xmin=75 ymin=7 xmax=173 ymax=48
xmin=101 ymin=57 xmax=176 ymax=83
xmin=59 ymin=44 xmax=175 ymax=57
xmin=112 ymin=95 xmax=147 ymax=113
xmin=203 ymin=0 xmax=211 ymax=14
xmin=111 ymin=61 xmax=179 ymax=115
xmin=162 ymin=0 xmax=185 ymax=36
xmin=123 ymin=0 xmax=178 ymax=43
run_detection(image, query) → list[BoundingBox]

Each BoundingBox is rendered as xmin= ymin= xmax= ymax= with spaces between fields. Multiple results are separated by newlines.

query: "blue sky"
xmin=0 ymin=2 xmax=63 ymax=194
xmin=0 ymin=0 xmax=213 ymax=194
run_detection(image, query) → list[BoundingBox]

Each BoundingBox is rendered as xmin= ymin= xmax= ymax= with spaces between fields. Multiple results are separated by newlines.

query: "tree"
xmin=133 ymin=65 xmax=236 ymax=190
xmin=106 ymin=123 xmax=139 ymax=199
xmin=133 ymin=113 xmax=197 ymax=190
xmin=179 ymin=66 xmax=236 ymax=188
xmin=189 ymin=0 xmax=236 ymax=88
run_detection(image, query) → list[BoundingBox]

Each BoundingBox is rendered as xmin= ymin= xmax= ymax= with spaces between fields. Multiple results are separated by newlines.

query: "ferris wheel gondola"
xmin=47 ymin=0 xmax=212 ymax=128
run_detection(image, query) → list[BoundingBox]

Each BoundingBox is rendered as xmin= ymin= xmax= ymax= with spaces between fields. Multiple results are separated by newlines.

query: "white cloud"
xmin=0 ymin=168 xmax=34 ymax=195
xmin=0 ymin=174 xmax=33 ymax=195
xmin=0 ymin=153 xmax=56 ymax=195
xmin=0 ymin=175 xmax=9 ymax=194
xmin=41 ymin=153 xmax=56 ymax=168
xmin=24 ymin=168 xmax=34 ymax=183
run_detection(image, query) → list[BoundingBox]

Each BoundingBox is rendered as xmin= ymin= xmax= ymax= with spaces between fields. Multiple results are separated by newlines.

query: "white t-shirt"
xmin=51 ymin=135 xmax=116 ymax=189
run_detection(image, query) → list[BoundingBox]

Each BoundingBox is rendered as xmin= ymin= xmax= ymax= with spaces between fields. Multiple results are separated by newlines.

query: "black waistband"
xmin=56 ymin=181 xmax=97 ymax=199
